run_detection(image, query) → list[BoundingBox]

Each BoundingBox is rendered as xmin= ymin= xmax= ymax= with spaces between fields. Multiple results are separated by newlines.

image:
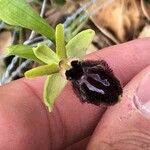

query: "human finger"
xmin=87 ymin=66 xmax=150 ymax=150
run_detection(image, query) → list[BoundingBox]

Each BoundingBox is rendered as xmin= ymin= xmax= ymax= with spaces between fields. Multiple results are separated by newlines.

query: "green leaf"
xmin=0 ymin=0 xmax=55 ymax=41
xmin=25 ymin=64 xmax=59 ymax=78
xmin=6 ymin=44 xmax=43 ymax=64
xmin=55 ymin=24 xmax=66 ymax=59
xmin=44 ymin=74 xmax=67 ymax=111
xmin=66 ymin=29 xmax=95 ymax=58
xmin=33 ymin=44 xmax=60 ymax=64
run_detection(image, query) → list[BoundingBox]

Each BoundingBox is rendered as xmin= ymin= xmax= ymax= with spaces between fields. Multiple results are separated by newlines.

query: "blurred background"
xmin=0 ymin=0 xmax=150 ymax=84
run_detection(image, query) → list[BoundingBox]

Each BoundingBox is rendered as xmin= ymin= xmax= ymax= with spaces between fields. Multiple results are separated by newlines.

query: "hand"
xmin=0 ymin=38 xmax=150 ymax=150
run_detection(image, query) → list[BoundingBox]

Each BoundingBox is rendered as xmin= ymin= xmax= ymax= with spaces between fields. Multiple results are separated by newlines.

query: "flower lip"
xmin=66 ymin=60 xmax=123 ymax=106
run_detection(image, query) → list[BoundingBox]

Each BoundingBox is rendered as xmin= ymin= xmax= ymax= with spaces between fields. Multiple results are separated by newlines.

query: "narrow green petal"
xmin=0 ymin=0 xmax=55 ymax=41
xmin=55 ymin=24 xmax=66 ymax=59
xmin=66 ymin=29 xmax=95 ymax=58
xmin=6 ymin=44 xmax=43 ymax=64
xmin=44 ymin=74 xmax=67 ymax=111
xmin=24 ymin=64 xmax=59 ymax=78
xmin=33 ymin=44 xmax=60 ymax=64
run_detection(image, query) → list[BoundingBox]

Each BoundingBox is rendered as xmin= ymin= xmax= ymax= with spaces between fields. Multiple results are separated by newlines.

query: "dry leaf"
xmin=89 ymin=0 xmax=148 ymax=43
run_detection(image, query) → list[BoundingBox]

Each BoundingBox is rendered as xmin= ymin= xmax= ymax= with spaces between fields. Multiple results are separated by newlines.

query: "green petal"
xmin=24 ymin=64 xmax=59 ymax=78
xmin=55 ymin=24 xmax=66 ymax=59
xmin=0 ymin=0 xmax=55 ymax=41
xmin=44 ymin=74 xmax=67 ymax=111
xmin=6 ymin=44 xmax=43 ymax=64
xmin=66 ymin=29 xmax=95 ymax=58
xmin=33 ymin=44 xmax=60 ymax=64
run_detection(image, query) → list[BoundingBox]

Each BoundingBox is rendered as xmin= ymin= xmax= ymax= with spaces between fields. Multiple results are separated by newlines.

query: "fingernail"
xmin=134 ymin=74 xmax=150 ymax=117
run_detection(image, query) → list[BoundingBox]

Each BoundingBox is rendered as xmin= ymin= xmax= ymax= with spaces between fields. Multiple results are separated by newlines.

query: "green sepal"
xmin=44 ymin=74 xmax=67 ymax=111
xmin=66 ymin=29 xmax=95 ymax=58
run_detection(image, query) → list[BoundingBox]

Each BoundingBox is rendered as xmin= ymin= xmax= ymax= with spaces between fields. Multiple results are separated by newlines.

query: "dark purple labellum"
xmin=65 ymin=60 xmax=122 ymax=106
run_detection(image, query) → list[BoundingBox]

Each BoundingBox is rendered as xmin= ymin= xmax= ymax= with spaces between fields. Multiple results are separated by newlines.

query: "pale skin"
xmin=0 ymin=38 xmax=150 ymax=150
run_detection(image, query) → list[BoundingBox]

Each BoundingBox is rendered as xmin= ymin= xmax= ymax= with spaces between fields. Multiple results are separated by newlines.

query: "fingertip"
xmin=87 ymin=66 xmax=150 ymax=149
